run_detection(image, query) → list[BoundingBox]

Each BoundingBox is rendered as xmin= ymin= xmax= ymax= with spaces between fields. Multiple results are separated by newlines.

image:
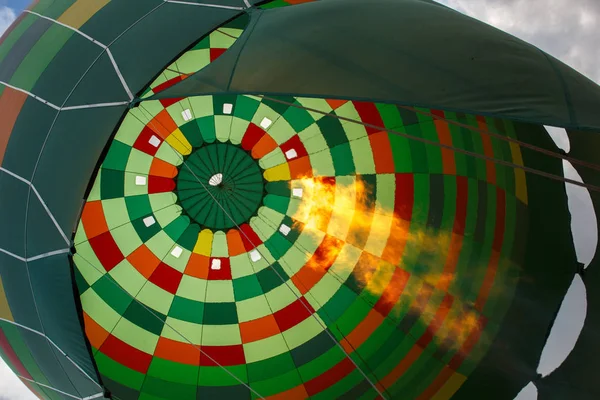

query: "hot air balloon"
xmin=0 ymin=0 xmax=599 ymax=399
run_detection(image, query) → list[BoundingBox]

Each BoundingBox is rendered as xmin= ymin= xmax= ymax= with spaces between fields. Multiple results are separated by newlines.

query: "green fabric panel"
xmin=10 ymin=24 xmax=74 ymax=92
xmin=0 ymin=14 xmax=38 ymax=65
xmin=456 ymin=122 xmax=577 ymax=399
xmin=31 ymin=0 xmax=74 ymax=19
xmin=109 ymin=5 xmax=240 ymax=94
xmin=153 ymin=0 xmax=600 ymax=131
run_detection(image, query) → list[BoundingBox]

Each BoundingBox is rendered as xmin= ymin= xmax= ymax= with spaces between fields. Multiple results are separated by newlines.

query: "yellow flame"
xmin=291 ymin=175 xmax=486 ymax=351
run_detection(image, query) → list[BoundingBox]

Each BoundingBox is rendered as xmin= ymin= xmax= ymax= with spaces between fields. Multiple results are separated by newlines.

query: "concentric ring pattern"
xmin=73 ymin=88 xmax=529 ymax=399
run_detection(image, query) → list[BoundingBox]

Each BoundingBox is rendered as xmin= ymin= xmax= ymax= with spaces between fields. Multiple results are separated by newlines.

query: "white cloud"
xmin=0 ymin=5 xmax=16 ymax=36
xmin=0 ymin=357 xmax=37 ymax=400
xmin=438 ymin=0 xmax=600 ymax=84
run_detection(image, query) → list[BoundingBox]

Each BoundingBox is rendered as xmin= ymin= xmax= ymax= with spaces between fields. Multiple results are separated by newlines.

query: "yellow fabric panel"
xmin=432 ymin=372 xmax=467 ymax=400
xmin=0 ymin=275 xmax=13 ymax=321
xmin=58 ymin=0 xmax=111 ymax=30
xmin=193 ymin=229 xmax=213 ymax=256
xmin=509 ymin=142 xmax=528 ymax=204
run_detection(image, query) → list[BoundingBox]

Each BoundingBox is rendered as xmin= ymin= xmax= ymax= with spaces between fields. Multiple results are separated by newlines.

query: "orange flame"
xmin=290 ymin=175 xmax=487 ymax=351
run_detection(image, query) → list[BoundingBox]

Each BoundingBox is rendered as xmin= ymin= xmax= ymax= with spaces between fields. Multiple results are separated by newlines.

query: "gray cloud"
xmin=440 ymin=0 xmax=600 ymax=83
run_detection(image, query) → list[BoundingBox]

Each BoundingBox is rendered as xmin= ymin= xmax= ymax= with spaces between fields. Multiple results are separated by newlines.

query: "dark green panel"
xmin=1 ymin=97 xmax=59 ymax=180
xmin=25 ymin=193 xmax=68 ymax=257
xmin=30 ymin=106 xmax=127 ymax=237
xmin=31 ymin=33 xmax=105 ymax=106
xmin=0 ymin=253 xmax=43 ymax=331
xmin=0 ymin=173 xmax=27 ymax=256
xmin=109 ymin=5 xmax=239 ymax=94
xmin=62 ymin=51 xmax=131 ymax=107
xmin=154 ymin=0 xmax=600 ymax=131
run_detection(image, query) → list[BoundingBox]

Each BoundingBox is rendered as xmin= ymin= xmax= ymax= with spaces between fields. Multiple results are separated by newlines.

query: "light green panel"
xmin=259 ymin=147 xmax=286 ymax=170
xmin=73 ymin=241 xmax=105 ymax=280
xmin=80 ymin=289 xmax=121 ymax=334
xmin=264 ymin=280 xmax=301 ymax=313
xmin=375 ymin=174 xmax=396 ymax=215
xmin=295 ymin=230 xmax=323 ymax=255
xmin=125 ymin=149 xmax=153 ymax=174
xmin=247 ymin=245 xmax=276 ymax=273
xmin=204 ymin=280 xmax=235 ymax=303
xmin=154 ymin=205 xmax=181 ymax=228
xmin=309 ymin=151 xmax=336 ymax=176
xmin=87 ymin=171 xmax=103 ymax=202
xmin=211 ymin=30 xmax=239 ymax=48
xmin=177 ymin=275 xmax=208 ymax=302
xmin=102 ymin=198 xmax=129 ymax=229
xmin=343 ymin=120 xmax=369 ymax=141
xmin=215 ymin=115 xmax=233 ymax=142
xmin=115 ymin=114 xmax=146 ymax=146
xmin=267 ymin=116 xmax=296 ymax=145
xmin=250 ymin=215 xmax=277 ymax=242
xmin=328 ymin=244 xmax=362 ymax=282
xmin=299 ymin=124 xmax=328 ymax=154
xmin=258 ymin=207 xmax=285 ymax=231
xmin=243 ymin=334 xmax=289 ymax=363
xmin=236 ymin=295 xmax=272 ymax=323
xmin=349 ymin=137 xmax=376 ymax=174
xmin=201 ymin=324 xmax=242 ymax=346
xmin=166 ymin=101 xmax=189 ymax=128
xmin=162 ymin=317 xmax=203 ymax=344
xmin=297 ymin=98 xmax=332 ymax=120
xmin=282 ymin=316 xmax=325 ymax=349
xmin=112 ymin=223 xmax=144 ymax=257
xmin=335 ymin=101 xmax=360 ymax=121
xmin=189 ymin=96 xmax=214 ymax=118
xmin=230 ymin=253 xmax=254 ymax=279
xmin=306 ymin=272 xmax=343 ymax=309
xmin=279 ymin=246 xmax=309 ymax=277
xmin=112 ymin=318 xmax=159 ymax=355
xmin=164 ymin=246 xmax=192 ymax=273
xmin=176 ymin=49 xmax=210 ymax=74
xmin=251 ymin=103 xmax=281 ymax=130
xmin=73 ymin=252 xmax=104 ymax=286
xmin=139 ymin=100 xmax=164 ymax=120
xmin=136 ymin=281 xmax=174 ymax=315
xmin=211 ymin=231 xmax=229 ymax=258
xmin=124 ymin=172 xmax=149 ymax=196
xmin=149 ymin=192 xmax=177 ymax=212
xmin=145 ymin=231 xmax=176 ymax=261
xmin=156 ymin=140 xmax=184 ymax=166
xmin=229 ymin=117 xmax=250 ymax=144
xmin=109 ymin=260 xmax=147 ymax=298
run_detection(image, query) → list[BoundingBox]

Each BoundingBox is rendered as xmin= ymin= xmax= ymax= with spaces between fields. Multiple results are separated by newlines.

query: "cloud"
xmin=439 ymin=0 xmax=600 ymax=84
xmin=0 ymin=5 xmax=16 ymax=36
xmin=0 ymin=358 xmax=36 ymax=400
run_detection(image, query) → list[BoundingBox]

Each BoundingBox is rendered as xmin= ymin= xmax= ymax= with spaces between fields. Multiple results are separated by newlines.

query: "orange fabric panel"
xmin=81 ymin=201 xmax=109 ymax=239
xmin=239 ymin=314 xmax=281 ymax=343
xmin=0 ymin=88 xmax=27 ymax=166
xmin=184 ymin=253 xmax=210 ymax=279
xmin=154 ymin=337 xmax=201 ymax=365
xmin=127 ymin=245 xmax=161 ymax=279
xmin=251 ymin=134 xmax=278 ymax=159
xmin=83 ymin=312 xmax=110 ymax=350
xmin=150 ymin=158 xmax=178 ymax=178
xmin=226 ymin=229 xmax=246 ymax=256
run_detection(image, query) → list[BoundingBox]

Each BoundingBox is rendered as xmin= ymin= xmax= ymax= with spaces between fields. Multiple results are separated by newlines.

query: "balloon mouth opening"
xmin=209 ymin=173 xmax=223 ymax=186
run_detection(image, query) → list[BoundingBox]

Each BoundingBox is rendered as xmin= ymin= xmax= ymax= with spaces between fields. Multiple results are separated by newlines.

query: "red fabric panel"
xmin=149 ymin=262 xmax=183 ymax=294
xmin=89 ymin=231 xmax=124 ymax=272
xmin=274 ymin=297 xmax=315 ymax=332
xmin=100 ymin=334 xmax=153 ymax=374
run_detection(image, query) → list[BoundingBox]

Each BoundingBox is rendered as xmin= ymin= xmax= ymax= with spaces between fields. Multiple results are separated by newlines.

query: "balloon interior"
xmin=0 ymin=1 xmax=599 ymax=400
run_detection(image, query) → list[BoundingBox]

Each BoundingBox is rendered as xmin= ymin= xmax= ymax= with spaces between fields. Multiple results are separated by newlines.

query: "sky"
xmin=0 ymin=0 xmax=598 ymax=399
